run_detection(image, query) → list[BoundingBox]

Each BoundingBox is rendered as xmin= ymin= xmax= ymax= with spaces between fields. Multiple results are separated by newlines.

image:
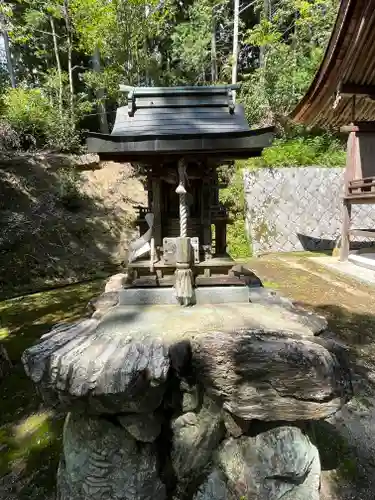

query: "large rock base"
xmin=57 ymin=413 xmax=166 ymax=500
xmin=22 ymin=284 xmax=352 ymax=500
xmin=56 ymin=412 xmax=321 ymax=500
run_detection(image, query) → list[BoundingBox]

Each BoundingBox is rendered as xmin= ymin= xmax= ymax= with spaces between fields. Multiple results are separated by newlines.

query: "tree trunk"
xmin=63 ymin=0 xmax=74 ymax=118
xmin=231 ymin=0 xmax=239 ymax=101
xmin=144 ymin=4 xmax=150 ymax=86
xmin=259 ymin=0 xmax=271 ymax=69
xmin=92 ymin=47 xmax=109 ymax=135
xmin=2 ymin=29 xmax=16 ymax=88
xmin=49 ymin=16 xmax=63 ymax=114
xmin=0 ymin=344 xmax=12 ymax=380
xmin=211 ymin=14 xmax=217 ymax=83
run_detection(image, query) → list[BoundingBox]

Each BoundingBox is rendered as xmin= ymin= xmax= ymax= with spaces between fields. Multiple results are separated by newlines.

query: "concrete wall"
xmin=244 ymin=167 xmax=375 ymax=255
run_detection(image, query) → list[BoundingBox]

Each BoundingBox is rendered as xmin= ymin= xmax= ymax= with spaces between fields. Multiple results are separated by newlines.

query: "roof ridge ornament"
xmin=119 ymin=84 xmax=239 ymax=116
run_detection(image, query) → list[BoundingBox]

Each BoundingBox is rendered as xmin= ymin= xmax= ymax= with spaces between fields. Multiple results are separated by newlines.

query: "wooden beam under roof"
xmin=341 ymin=83 xmax=375 ymax=97
xmin=291 ymin=0 xmax=375 ymax=127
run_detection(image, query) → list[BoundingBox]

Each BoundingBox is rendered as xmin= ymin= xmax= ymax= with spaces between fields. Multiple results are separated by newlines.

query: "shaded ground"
xmin=1 ymin=253 xmax=375 ymax=498
xmin=0 ymin=280 xmax=104 ymax=500
xmin=251 ymin=253 xmax=375 ymax=500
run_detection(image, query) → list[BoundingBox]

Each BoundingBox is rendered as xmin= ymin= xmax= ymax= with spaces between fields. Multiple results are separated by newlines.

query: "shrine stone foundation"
xmin=22 ymin=276 xmax=352 ymax=500
xmin=21 ymin=85 xmax=353 ymax=499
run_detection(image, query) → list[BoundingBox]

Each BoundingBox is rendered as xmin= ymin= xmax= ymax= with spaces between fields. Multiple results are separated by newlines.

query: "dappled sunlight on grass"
xmin=0 ymin=280 xmax=103 ymax=498
xmin=0 ymin=409 xmax=64 ymax=497
xmin=14 ymin=412 xmax=54 ymax=441
xmin=262 ymin=280 xmax=280 ymax=289
xmin=0 ymin=280 xmax=103 ymax=360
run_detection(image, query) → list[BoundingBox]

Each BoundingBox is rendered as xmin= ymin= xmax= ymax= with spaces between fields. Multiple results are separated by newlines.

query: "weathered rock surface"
xmin=182 ymin=391 xmax=200 ymax=413
xmin=193 ymin=469 xmax=233 ymax=500
xmin=193 ymin=329 xmax=352 ymax=421
xmin=171 ymin=397 xmax=225 ymax=482
xmin=247 ymin=288 xmax=328 ymax=335
xmin=22 ymin=319 xmax=170 ymax=414
xmin=118 ymin=413 xmax=162 ymax=442
xmin=223 ymin=411 xmax=250 ymax=438
xmin=215 ymin=426 xmax=320 ymax=500
xmin=104 ymin=273 xmax=129 ymax=292
xmin=86 ymin=302 xmax=327 ymax=345
xmin=57 ymin=412 xmax=166 ymax=500
xmin=180 ymin=381 xmax=201 ymax=413
xmin=88 ymin=291 xmax=120 ymax=318
xmin=20 ymin=298 xmax=352 ymax=499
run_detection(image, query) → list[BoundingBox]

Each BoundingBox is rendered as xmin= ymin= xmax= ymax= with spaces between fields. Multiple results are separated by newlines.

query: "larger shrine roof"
xmin=291 ymin=0 xmax=375 ymax=128
xmin=87 ymin=85 xmax=274 ymax=161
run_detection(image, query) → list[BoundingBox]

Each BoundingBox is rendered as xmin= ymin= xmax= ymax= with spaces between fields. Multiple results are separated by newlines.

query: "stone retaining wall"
xmin=244 ymin=167 xmax=375 ymax=255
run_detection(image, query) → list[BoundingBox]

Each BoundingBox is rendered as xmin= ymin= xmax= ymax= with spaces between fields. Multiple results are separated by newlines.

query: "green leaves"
xmin=70 ymin=0 xmax=116 ymax=55
xmin=240 ymin=0 xmax=339 ymax=127
xmin=258 ymin=135 xmax=346 ymax=167
xmin=170 ymin=0 xmax=231 ymax=84
xmin=245 ymin=19 xmax=281 ymax=47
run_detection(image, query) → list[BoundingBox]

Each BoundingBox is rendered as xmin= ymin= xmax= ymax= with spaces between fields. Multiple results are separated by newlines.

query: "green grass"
xmin=262 ymin=280 xmax=281 ymax=289
xmin=0 ymin=280 xmax=103 ymax=499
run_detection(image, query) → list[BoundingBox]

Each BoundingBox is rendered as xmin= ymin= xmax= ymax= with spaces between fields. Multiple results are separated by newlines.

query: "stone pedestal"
xmin=22 ymin=283 xmax=352 ymax=500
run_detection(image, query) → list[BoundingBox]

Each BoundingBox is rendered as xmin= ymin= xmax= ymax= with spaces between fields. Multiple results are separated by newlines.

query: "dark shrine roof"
xmin=87 ymin=85 xmax=274 ymax=161
xmin=291 ymin=0 xmax=375 ymax=128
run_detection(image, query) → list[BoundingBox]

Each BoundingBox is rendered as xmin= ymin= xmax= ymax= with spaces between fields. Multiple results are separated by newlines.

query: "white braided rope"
xmin=176 ymin=160 xmax=188 ymax=237
xmin=180 ymin=193 xmax=188 ymax=237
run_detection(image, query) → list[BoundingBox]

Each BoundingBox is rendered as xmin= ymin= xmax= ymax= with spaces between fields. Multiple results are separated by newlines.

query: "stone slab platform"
xmin=118 ymin=286 xmax=250 ymax=306
xmin=96 ymin=301 xmax=326 ymax=342
xmin=310 ymin=256 xmax=375 ymax=287
xmin=22 ymin=299 xmax=345 ymax=420
xmin=348 ymin=250 xmax=375 ymax=271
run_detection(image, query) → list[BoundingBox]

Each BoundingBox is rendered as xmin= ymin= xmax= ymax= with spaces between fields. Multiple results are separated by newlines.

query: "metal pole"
xmin=232 ymin=0 xmax=240 ymax=102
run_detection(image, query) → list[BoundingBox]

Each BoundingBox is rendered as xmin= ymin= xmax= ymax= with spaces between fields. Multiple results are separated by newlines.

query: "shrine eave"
xmin=86 ymin=127 xmax=274 ymax=162
xmin=291 ymin=0 xmax=375 ymax=128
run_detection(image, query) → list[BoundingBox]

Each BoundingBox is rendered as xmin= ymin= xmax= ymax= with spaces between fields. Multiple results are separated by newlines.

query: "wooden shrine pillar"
xmin=151 ymin=177 xmax=162 ymax=248
xmin=215 ymin=222 xmax=227 ymax=255
xmin=339 ymin=125 xmax=356 ymax=261
xmin=339 ymin=122 xmax=375 ymax=261
xmin=201 ymin=177 xmax=212 ymax=256
xmin=340 ymin=199 xmax=352 ymax=262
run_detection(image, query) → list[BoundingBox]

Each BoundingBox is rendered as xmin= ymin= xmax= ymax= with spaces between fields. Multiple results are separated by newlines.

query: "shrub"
xmin=2 ymin=87 xmax=51 ymax=149
xmin=58 ymin=168 xmax=86 ymax=211
xmin=226 ymin=218 xmax=252 ymax=260
xmin=220 ymin=166 xmax=252 ymax=259
xmin=1 ymin=87 xmax=81 ymax=152
xmin=45 ymin=111 xmax=81 ymax=153
xmin=0 ymin=121 xmax=21 ymax=151
xmin=250 ymin=135 xmax=346 ymax=168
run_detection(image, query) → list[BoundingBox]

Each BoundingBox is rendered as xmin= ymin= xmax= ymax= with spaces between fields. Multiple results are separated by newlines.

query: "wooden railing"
xmin=134 ymin=205 xmax=149 ymax=222
xmin=211 ymin=204 xmax=229 ymax=220
xmin=346 ymin=177 xmax=375 ymax=199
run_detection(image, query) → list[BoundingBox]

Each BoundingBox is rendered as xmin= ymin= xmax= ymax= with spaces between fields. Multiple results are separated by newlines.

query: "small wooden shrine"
xmin=291 ymin=0 xmax=375 ymax=263
xmin=87 ymin=85 xmax=273 ymax=304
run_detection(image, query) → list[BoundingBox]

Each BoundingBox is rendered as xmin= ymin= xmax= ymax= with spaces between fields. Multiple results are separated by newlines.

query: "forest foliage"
xmin=0 ymin=0 xmax=341 ymax=157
